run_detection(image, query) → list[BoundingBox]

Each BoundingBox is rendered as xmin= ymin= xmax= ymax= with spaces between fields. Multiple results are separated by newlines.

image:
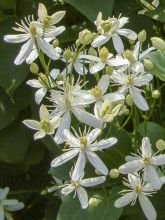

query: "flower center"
xmin=127 ymin=75 xmax=134 ymax=86
xmin=101 ymin=105 xmax=112 ymax=117
xmin=135 ymin=183 xmax=142 ymax=193
xmin=71 ymin=181 xmax=80 ymax=188
xmin=29 ymin=26 xmax=37 ymax=37
xmin=43 ymin=16 xmax=52 ymax=28
xmin=143 ymin=157 xmax=150 ymax=165
xmin=40 ymin=120 xmax=51 ymax=132
xmin=90 ymin=86 xmax=102 ymax=99
xmin=101 ymin=20 xmax=111 ymax=33
xmin=99 ymin=47 xmax=109 ymax=63
xmin=80 ymin=136 xmax=88 ymax=151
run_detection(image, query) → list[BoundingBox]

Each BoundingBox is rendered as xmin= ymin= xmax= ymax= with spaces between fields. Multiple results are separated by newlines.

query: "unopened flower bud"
xmin=79 ymin=29 xmax=93 ymax=45
xmin=63 ymin=49 xmax=74 ymax=61
xmin=109 ymin=169 xmax=120 ymax=178
xmin=138 ymin=30 xmax=146 ymax=43
xmin=123 ymin=108 xmax=130 ymax=115
xmin=129 ymin=39 xmax=135 ymax=45
xmin=123 ymin=50 xmax=135 ymax=63
xmin=75 ymin=39 xmax=80 ymax=47
xmin=156 ymin=139 xmax=165 ymax=151
xmin=30 ymin=62 xmax=39 ymax=74
xmin=52 ymin=39 xmax=59 ymax=48
xmin=143 ymin=59 xmax=153 ymax=71
xmin=88 ymin=47 xmax=97 ymax=56
xmin=152 ymin=90 xmax=160 ymax=99
xmin=99 ymin=47 xmax=109 ymax=63
xmin=95 ymin=169 xmax=102 ymax=175
xmin=38 ymin=73 xmax=48 ymax=86
xmin=151 ymin=37 xmax=165 ymax=50
xmin=125 ymin=94 xmax=133 ymax=106
xmin=106 ymin=66 xmax=113 ymax=75
xmin=89 ymin=197 xmax=101 ymax=207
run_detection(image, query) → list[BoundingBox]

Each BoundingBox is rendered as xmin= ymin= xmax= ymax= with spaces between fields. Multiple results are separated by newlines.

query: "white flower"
xmin=23 ymin=105 xmax=61 ymax=140
xmin=92 ymin=12 xmax=137 ymax=53
xmin=111 ymin=64 xmax=153 ymax=111
xmin=0 ymin=187 xmax=24 ymax=220
xmin=119 ymin=137 xmax=165 ymax=189
xmin=114 ymin=173 xmax=157 ymax=220
xmin=81 ymin=47 xmax=129 ymax=74
xmin=51 ymin=128 xmax=117 ymax=176
xmin=50 ymin=79 xmax=103 ymax=144
xmin=4 ymin=15 xmax=61 ymax=65
xmin=27 ymin=69 xmax=61 ymax=104
xmin=61 ymin=171 xmax=106 ymax=209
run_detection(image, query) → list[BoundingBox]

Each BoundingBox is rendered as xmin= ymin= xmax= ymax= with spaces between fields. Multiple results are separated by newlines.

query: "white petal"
xmin=0 ymin=187 xmax=9 ymax=200
xmin=51 ymin=11 xmax=66 ymax=25
xmin=119 ymin=160 xmax=144 ymax=174
xmin=50 ymin=69 xmax=60 ymax=80
xmin=4 ymin=212 xmax=13 ymax=220
xmin=61 ymin=185 xmax=75 ymax=196
xmin=104 ymin=92 xmax=125 ymax=102
xmin=77 ymin=187 xmax=88 ymax=209
xmin=23 ymin=120 xmax=40 ymax=130
xmin=87 ymin=128 xmax=101 ymax=143
xmin=38 ymin=3 xmax=47 ymax=21
xmin=26 ymin=49 xmax=38 ymax=64
xmin=130 ymin=86 xmax=149 ymax=111
xmin=117 ymin=29 xmax=137 ymax=40
xmin=145 ymin=165 xmax=162 ymax=189
xmin=26 ymin=79 xmax=42 ymax=88
xmin=139 ymin=47 xmax=155 ymax=60
xmin=151 ymin=155 xmax=165 ymax=166
xmin=91 ymin=35 xmax=110 ymax=47
xmin=74 ymin=61 xmax=87 ymax=75
xmin=35 ymin=88 xmax=47 ymax=104
xmin=54 ymin=111 xmax=71 ymax=144
xmin=63 ymin=129 xmax=80 ymax=147
xmin=108 ymin=56 xmax=129 ymax=67
xmin=139 ymin=194 xmax=157 ymax=220
xmin=112 ymin=35 xmax=124 ymax=54
xmin=0 ymin=206 xmax=4 ymax=220
xmin=90 ymin=137 xmax=117 ymax=150
xmin=4 ymin=34 xmax=29 ymax=43
xmin=39 ymin=105 xmax=49 ymax=120
xmin=134 ymin=74 xmax=153 ymax=87
xmin=118 ymin=17 xmax=129 ymax=28
xmin=73 ymin=108 xmax=102 ymax=129
xmin=2 ymin=199 xmax=18 ymax=206
xmin=6 ymin=202 xmax=24 ymax=211
xmin=114 ymin=192 xmax=135 ymax=208
xmin=72 ymin=152 xmax=86 ymax=182
xmin=81 ymin=176 xmax=106 ymax=187
xmin=14 ymin=39 xmax=33 ymax=65
xmin=34 ymin=130 xmax=46 ymax=140
xmin=51 ymin=148 xmax=79 ymax=167
xmin=44 ymin=26 xmax=65 ymax=38
xmin=80 ymin=54 xmax=100 ymax=62
xmin=50 ymin=116 xmax=61 ymax=131
xmin=141 ymin=137 xmax=152 ymax=157
xmin=125 ymin=155 xmax=138 ymax=162
xmin=90 ymin=62 xmax=105 ymax=74
xmin=98 ymin=75 xmax=110 ymax=95
xmin=86 ymin=152 xmax=108 ymax=175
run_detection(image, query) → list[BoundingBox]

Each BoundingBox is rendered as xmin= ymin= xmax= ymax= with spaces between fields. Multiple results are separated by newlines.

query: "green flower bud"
xmin=123 ymin=108 xmax=130 ymax=115
xmin=63 ymin=49 xmax=74 ymax=61
xmin=125 ymin=94 xmax=133 ymax=106
xmin=152 ymin=90 xmax=160 ymax=99
xmin=123 ymin=50 xmax=135 ymax=63
xmin=156 ymin=139 xmax=165 ymax=151
xmin=75 ymin=39 xmax=80 ymax=47
xmin=129 ymin=39 xmax=135 ymax=45
xmin=52 ymin=39 xmax=59 ymax=48
xmin=143 ymin=59 xmax=153 ymax=71
xmin=105 ymin=66 xmax=113 ymax=75
xmin=138 ymin=30 xmax=146 ymax=43
xmin=109 ymin=169 xmax=120 ymax=179
xmin=30 ymin=62 xmax=39 ymax=74
xmin=88 ymin=47 xmax=97 ymax=56
xmin=78 ymin=29 xmax=93 ymax=45
xmin=151 ymin=37 xmax=165 ymax=50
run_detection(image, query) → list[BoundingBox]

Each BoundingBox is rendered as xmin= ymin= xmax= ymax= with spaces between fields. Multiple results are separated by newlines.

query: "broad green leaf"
xmin=145 ymin=8 xmax=165 ymax=23
xmin=137 ymin=121 xmax=165 ymax=147
xmin=148 ymin=50 xmax=165 ymax=81
xmin=0 ymin=0 xmax=15 ymax=9
xmin=63 ymin=0 xmax=115 ymax=22
xmin=57 ymin=189 xmax=123 ymax=220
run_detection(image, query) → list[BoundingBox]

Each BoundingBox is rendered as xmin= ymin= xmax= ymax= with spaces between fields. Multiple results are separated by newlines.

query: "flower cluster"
xmin=4 ymin=2 xmax=165 ymax=218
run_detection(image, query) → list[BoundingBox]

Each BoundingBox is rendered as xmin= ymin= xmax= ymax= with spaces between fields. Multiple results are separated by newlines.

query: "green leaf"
xmin=0 ymin=125 xmax=30 ymax=164
xmin=145 ymin=8 xmax=165 ymax=23
xmin=137 ymin=121 xmax=165 ymax=146
xmin=0 ymin=0 xmax=15 ymax=9
xmin=57 ymin=189 xmax=123 ymax=220
xmin=63 ymin=0 xmax=115 ymax=22
xmin=148 ymin=50 xmax=165 ymax=81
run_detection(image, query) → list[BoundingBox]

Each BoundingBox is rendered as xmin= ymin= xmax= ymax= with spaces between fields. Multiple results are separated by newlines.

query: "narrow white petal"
xmin=134 ymin=74 xmax=153 ymax=87
xmin=114 ymin=192 xmax=135 ymax=208
xmin=2 ymin=199 xmax=18 ymax=206
xmin=81 ymin=176 xmax=106 ymax=187
xmin=108 ymin=56 xmax=129 ymax=67
xmin=118 ymin=17 xmax=129 ymax=28
xmin=73 ymin=108 xmax=103 ymax=129
xmin=0 ymin=187 xmax=9 ymax=200
xmin=35 ymin=88 xmax=47 ymax=104
xmin=4 ymin=212 xmax=13 ymax=220
xmin=77 ymin=187 xmax=88 ymax=209
xmin=104 ymin=92 xmax=125 ymax=102
xmin=80 ymin=54 xmax=100 ymax=62
xmin=139 ymin=194 xmax=157 ymax=220
xmin=39 ymin=105 xmax=49 ymax=120
xmin=87 ymin=152 xmax=108 ymax=175
xmin=63 ymin=129 xmax=80 ymax=147
xmin=130 ymin=86 xmax=149 ymax=111
xmin=23 ymin=120 xmax=40 ymax=130
xmin=112 ymin=35 xmax=124 ymax=54
xmin=61 ymin=185 xmax=75 ymax=196
xmin=26 ymin=80 xmax=42 ymax=88
xmin=0 ymin=206 xmax=4 ymax=220
xmin=74 ymin=61 xmax=87 ymax=75
xmin=90 ymin=137 xmax=117 ymax=150
xmin=141 ymin=137 xmax=152 ymax=157
xmin=119 ymin=160 xmax=144 ymax=174
xmin=38 ymin=3 xmax=47 ymax=21
xmin=26 ymin=49 xmax=38 ymax=64
xmin=6 ymin=202 xmax=24 ymax=211
xmin=145 ymin=165 xmax=162 ymax=189
xmin=34 ymin=130 xmax=46 ymax=140
xmin=87 ymin=128 xmax=101 ymax=143
xmin=151 ymin=155 xmax=165 ymax=165
xmin=50 ymin=116 xmax=61 ymax=130
xmin=44 ymin=26 xmax=65 ymax=38
xmin=98 ymin=75 xmax=110 ymax=95
xmin=90 ymin=62 xmax=105 ymax=74
xmin=51 ymin=148 xmax=79 ymax=167
xmin=91 ymin=35 xmax=110 ymax=47
xmin=14 ymin=39 xmax=33 ymax=65
xmin=4 ymin=34 xmax=29 ymax=43
xmin=117 ymin=29 xmax=137 ymax=40
xmin=139 ymin=47 xmax=155 ymax=60
xmin=72 ymin=152 xmax=86 ymax=182
xmin=125 ymin=155 xmax=138 ymax=162
xmin=51 ymin=11 xmax=66 ymax=25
